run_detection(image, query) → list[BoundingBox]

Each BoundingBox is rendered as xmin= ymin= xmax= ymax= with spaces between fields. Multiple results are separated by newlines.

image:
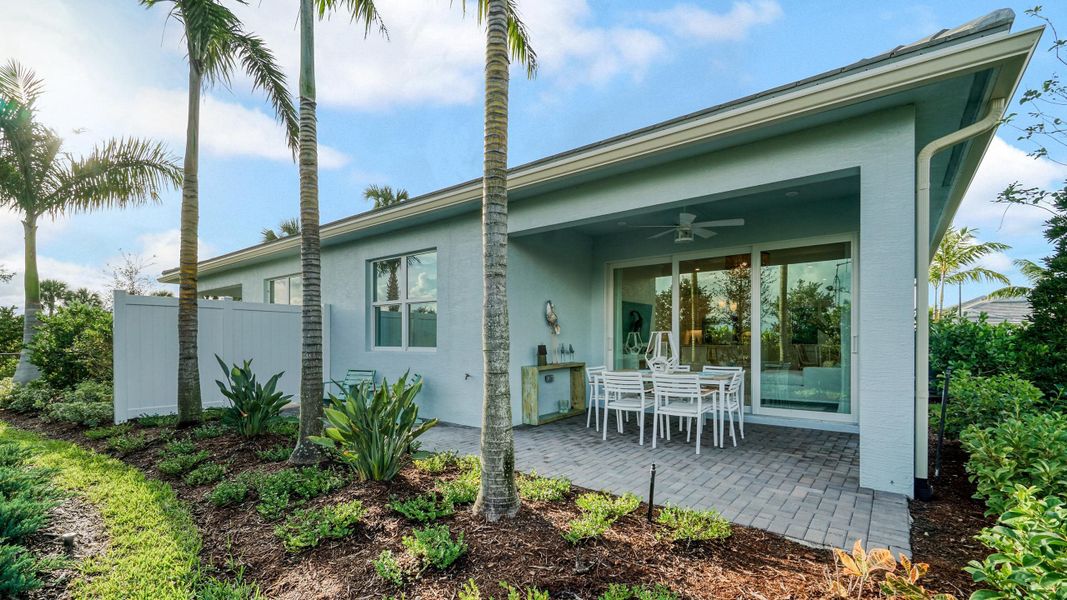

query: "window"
xmin=372 ymin=250 xmax=437 ymax=349
xmin=265 ymin=274 xmax=302 ymax=305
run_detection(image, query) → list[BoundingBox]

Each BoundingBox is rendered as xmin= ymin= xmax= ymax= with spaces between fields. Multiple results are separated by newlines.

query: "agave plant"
xmin=312 ymin=372 xmax=437 ymax=481
xmin=214 ymin=356 xmax=292 ymax=437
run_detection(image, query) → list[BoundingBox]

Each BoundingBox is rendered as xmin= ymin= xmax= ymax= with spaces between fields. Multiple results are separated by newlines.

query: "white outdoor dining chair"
xmin=702 ymin=366 xmax=744 ymax=440
xmin=651 ymin=372 xmax=716 ymax=454
xmin=601 ymin=371 xmax=653 ymax=446
xmin=586 ymin=366 xmax=607 ymax=431
xmin=716 ymin=370 xmax=744 ymax=447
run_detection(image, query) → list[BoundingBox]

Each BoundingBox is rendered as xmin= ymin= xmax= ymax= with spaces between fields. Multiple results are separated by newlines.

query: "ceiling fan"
xmin=631 ymin=212 xmax=745 ymax=243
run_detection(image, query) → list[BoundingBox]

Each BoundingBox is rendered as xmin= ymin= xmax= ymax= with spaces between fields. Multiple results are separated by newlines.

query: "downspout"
xmin=914 ymin=97 xmax=1006 ymax=500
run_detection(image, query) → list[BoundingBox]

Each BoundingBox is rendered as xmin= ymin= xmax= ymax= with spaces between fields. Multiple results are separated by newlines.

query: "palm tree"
xmin=0 ymin=61 xmax=180 ymax=384
xmin=289 ymin=0 xmax=386 ymax=465
xmin=0 ymin=266 xmax=11 ymax=283
xmin=261 ymin=217 xmax=301 ymax=242
xmin=143 ymin=0 xmax=299 ymax=426
xmin=929 ymin=226 xmax=1011 ymax=319
xmin=65 ymin=287 xmax=104 ymax=307
xmin=987 ymin=258 xmax=1047 ymax=299
xmin=38 ymin=279 xmax=69 ymax=315
xmin=465 ymin=0 xmax=536 ymax=521
xmin=363 ymin=184 xmax=409 ymax=209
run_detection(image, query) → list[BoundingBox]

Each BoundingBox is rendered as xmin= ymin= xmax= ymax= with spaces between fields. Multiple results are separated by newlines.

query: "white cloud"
xmin=977 ymin=250 xmax=1013 ymax=273
xmin=648 ymin=1 xmax=784 ymax=42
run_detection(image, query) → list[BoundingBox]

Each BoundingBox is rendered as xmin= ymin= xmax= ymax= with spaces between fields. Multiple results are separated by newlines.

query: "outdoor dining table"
xmin=626 ymin=369 xmax=735 ymax=448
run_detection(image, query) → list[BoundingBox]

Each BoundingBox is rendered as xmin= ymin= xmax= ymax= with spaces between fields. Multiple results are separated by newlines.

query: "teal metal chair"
xmin=324 ymin=369 xmax=376 ymax=399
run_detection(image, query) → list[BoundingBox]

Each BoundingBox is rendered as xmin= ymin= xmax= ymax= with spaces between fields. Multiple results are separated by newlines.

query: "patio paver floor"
xmin=420 ymin=415 xmax=911 ymax=556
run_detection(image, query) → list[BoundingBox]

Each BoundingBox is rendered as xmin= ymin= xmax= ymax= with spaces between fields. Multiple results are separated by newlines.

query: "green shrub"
xmin=0 ymin=495 xmax=57 ymax=541
xmin=0 ymin=442 xmax=29 ymax=468
xmin=311 ymin=373 xmax=437 ymax=482
xmin=137 ymin=414 xmax=178 ymax=428
xmin=961 ymin=411 xmax=1067 ymax=515
xmin=45 ymin=398 xmax=113 ymax=427
xmin=0 ymin=466 xmax=56 ymax=501
xmin=929 ymin=315 xmax=1022 ymax=380
xmin=162 ymin=439 xmax=198 ymax=456
xmin=214 ymin=357 xmax=292 ymax=437
xmin=85 ymin=423 xmax=133 ymax=440
xmin=458 ymin=580 xmax=550 ymax=600
xmin=106 ymin=432 xmax=150 ymax=454
xmin=1019 ymin=196 xmax=1067 ymax=395
xmin=0 ymin=544 xmax=40 ymax=596
xmin=27 ymin=302 xmax=112 ymax=389
xmin=0 ymin=309 xmax=21 ymax=380
xmin=184 ymin=462 xmax=225 ymax=486
xmin=389 ymin=493 xmax=454 ymax=522
xmin=67 ymin=380 xmax=112 ymax=404
xmin=3 ymin=380 xmax=57 ymax=413
xmin=266 ymin=418 xmax=299 ymax=440
xmin=655 ymin=504 xmax=731 ymax=545
xmin=274 ymin=500 xmax=366 ymax=552
xmin=598 ymin=584 xmax=678 ymax=600
xmin=373 ymin=549 xmax=407 ymax=586
xmin=518 ymin=472 xmax=570 ymax=502
xmin=158 ymin=450 xmax=209 ymax=477
xmin=414 ymin=451 xmax=458 ymax=474
xmin=255 ymin=445 xmax=291 ymax=462
xmin=253 ymin=467 xmax=347 ymax=521
xmin=562 ymin=512 xmax=612 ymax=544
xmin=192 ymin=424 xmax=228 ymax=440
xmin=564 ymin=493 xmax=641 ymax=544
xmin=436 ymin=458 xmax=480 ymax=505
xmin=0 ymin=378 xmax=13 ymax=407
xmin=965 ymin=486 xmax=1067 ymax=599
xmin=933 ymin=371 xmax=1044 ymax=439
xmin=401 ymin=524 xmax=466 ymax=570
xmin=208 ymin=480 xmax=248 ymax=507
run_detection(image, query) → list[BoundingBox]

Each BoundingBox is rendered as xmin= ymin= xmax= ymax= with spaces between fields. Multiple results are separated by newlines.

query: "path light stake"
xmin=647 ymin=463 xmax=656 ymax=522
xmin=61 ymin=532 xmax=75 ymax=556
xmin=934 ymin=367 xmax=952 ymax=481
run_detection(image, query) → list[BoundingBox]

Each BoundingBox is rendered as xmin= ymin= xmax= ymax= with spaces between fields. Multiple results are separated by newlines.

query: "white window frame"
xmin=264 ymin=273 xmax=301 ymax=305
xmin=370 ymin=250 xmax=437 ymax=351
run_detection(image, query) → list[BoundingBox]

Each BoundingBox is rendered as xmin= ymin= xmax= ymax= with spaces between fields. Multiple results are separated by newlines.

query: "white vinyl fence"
xmin=112 ymin=291 xmax=330 ymax=423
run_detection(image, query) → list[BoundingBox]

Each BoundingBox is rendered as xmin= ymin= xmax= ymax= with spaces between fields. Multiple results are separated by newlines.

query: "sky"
xmin=1 ymin=0 xmax=1065 ymax=309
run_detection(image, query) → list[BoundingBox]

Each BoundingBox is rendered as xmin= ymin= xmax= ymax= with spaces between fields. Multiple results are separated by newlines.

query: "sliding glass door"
xmin=611 ymin=262 xmax=672 ymax=370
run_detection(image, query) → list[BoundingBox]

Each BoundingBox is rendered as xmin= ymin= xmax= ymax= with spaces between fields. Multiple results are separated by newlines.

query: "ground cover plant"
xmin=390 ymin=492 xmax=455 ymax=522
xmin=402 ymin=523 xmax=467 ymax=571
xmin=517 ymin=471 xmax=570 ymax=502
xmin=247 ymin=466 xmax=347 ymax=521
xmin=564 ymin=492 xmax=640 ymax=544
xmin=274 ymin=499 xmax=366 ymax=552
xmin=654 ymin=504 xmax=731 ymax=546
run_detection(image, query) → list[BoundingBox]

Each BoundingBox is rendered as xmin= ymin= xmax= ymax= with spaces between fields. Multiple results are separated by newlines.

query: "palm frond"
xmin=1013 ymin=258 xmax=1047 ymax=284
xmin=278 ymin=217 xmax=301 ymax=236
xmin=987 ymin=285 xmax=1031 ymax=299
xmin=231 ymin=32 xmax=299 ymax=152
xmin=261 ymin=228 xmax=279 ymax=242
xmin=0 ymin=60 xmax=45 ymax=108
xmin=943 ymin=266 xmax=1012 ymax=286
xmin=456 ymin=0 xmax=537 ymax=77
xmin=44 ymin=137 xmax=181 ymax=215
xmin=316 ymin=0 xmax=388 ymax=38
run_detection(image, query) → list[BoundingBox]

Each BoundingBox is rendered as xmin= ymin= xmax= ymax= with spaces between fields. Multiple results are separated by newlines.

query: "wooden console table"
xmin=521 ymin=362 xmax=586 ymax=426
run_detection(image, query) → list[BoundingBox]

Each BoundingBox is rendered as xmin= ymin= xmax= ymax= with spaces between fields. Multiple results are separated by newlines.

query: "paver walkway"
xmin=421 ymin=415 xmax=911 ymax=556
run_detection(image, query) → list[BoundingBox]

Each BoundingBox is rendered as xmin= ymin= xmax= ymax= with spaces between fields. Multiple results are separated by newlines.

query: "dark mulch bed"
xmin=3 ymin=410 xmax=987 ymax=599
xmin=25 ymin=494 xmax=109 ymax=600
xmin=908 ymin=436 xmax=993 ymax=598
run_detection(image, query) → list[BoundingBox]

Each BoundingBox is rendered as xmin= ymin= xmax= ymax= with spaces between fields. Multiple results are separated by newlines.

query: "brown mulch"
xmin=908 ymin=437 xmax=994 ymax=599
xmin=24 ymin=494 xmax=109 ymax=600
xmin=2 ymin=410 xmax=992 ymax=599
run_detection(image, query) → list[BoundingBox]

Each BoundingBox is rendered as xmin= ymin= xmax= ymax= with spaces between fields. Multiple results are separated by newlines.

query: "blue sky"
xmin=1 ymin=0 xmax=1065 ymax=308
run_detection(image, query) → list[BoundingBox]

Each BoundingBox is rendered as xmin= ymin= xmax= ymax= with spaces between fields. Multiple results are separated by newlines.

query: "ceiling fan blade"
xmin=677 ymin=212 xmax=697 ymax=226
xmin=691 ymin=228 xmax=718 ymax=239
xmin=630 ymin=225 xmax=678 ymax=229
xmin=691 ymin=218 xmax=745 ymax=227
xmin=648 ymin=229 xmax=676 ymax=239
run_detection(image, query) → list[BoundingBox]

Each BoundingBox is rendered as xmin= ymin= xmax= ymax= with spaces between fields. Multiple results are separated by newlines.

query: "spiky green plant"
xmin=214 ymin=356 xmax=292 ymax=437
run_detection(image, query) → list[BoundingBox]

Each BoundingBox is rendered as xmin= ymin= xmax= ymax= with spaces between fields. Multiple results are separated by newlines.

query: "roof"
xmin=959 ymin=294 xmax=1031 ymax=324
xmin=162 ymin=8 xmax=1037 ymax=283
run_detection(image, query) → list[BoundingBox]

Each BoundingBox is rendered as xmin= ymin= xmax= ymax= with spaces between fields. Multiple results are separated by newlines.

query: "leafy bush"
xmin=26 ymin=302 xmax=112 ymax=389
xmin=562 ymin=512 xmax=612 ymax=544
xmin=1019 ymin=196 xmax=1067 ymax=396
xmin=436 ymin=457 xmax=480 ymax=505
xmin=208 ymin=480 xmax=248 ymax=507
xmin=0 ymin=544 xmax=40 ymax=596
xmin=0 ymin=378 xmax=13 ymax=407
xmin=106 ymin=432 xmax=150 ymax=454
xmin=162 ymin=439 xmax=198 ymax=456
xmin=929 ymin=315 xmax=1022 ymax=379
xmin=517 ymin=472 xmax=570 ymax=502
xmin=137 ymin=414 xmax=178 ymax=428
xmin=158 ymin=450 xmax=209 ymax=477
xmin=389 ymin=493 xmax=454 ymax=523
xmin=458 ymin=580 xmax=550 ymax=600
xmin=3 ymin=380 xmax=57 ymax=413
xmin=933 ymin=371 xmax=1044 ymax=439
xmin=564 ymin=493 xmax=641 ymax=544
xmin=252 ymin=467 xmax=347 ymax=521
xmin=44 ymin=397 xmax=113 ymax=427
xmin=0 ymin=495 xmax=57 ymax=541
xmin=274 ymin=500 xmax=366 ymax=552
xmin=184 ymin=462 xmax=225 ymax=486
xmin=0 ymin=443 xmax=28 ymax=468
xmin=255 ymin=445 xmax=291 ymax=462
xmin=215 ymin=357 xmax=292 ymax=437
xmin=655 ymin=504 xmax=731 ymax=545
xmin=85 ymin=423 xmax=132 ymax=441
xmin=66 ymin=380 xmax=112 ymax=404
xmin=598 ymin=584 xmax=679 ymax=600
xmin=192 ymin=424 xmax=228 ymax=440
xmin=965 ymin=486 xmax=1067 ymax=599
xmin=961 ymin=412 xmax=1067 ymax=515
xmin=312 ymin=373 xmax=437 ymax=482
xmin=0 ymin=308 xmax=21 ymax=379
xmin=414 ymin=451 xmax=458 ymax=474
xmin=373 ymin=550 xmax=408 ymax=586
xmin=401 ymin=524 xmax=466 ymax=570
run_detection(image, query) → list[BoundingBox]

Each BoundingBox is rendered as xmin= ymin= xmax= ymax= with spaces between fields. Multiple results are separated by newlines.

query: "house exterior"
xmin=161 ymin=10 xmax=1040 ymax=497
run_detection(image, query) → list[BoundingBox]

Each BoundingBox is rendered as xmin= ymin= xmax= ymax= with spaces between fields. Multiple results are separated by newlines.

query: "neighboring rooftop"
xmin=958 ymin=294 xmax=1032 ymax=324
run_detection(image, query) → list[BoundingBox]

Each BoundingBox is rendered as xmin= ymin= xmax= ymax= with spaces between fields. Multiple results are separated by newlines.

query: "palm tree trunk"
xmin=473 ymin=0 xmax=520 ymax=521
xmin=177 ymin=60 xmax=203 ymax=426
xmin=13 ymin=213 xmax=41 ymax=384
xmin=938 ymin=275 xmax=946 ymax=321
xmin=290 ymin=0 xmax=323 ymax=465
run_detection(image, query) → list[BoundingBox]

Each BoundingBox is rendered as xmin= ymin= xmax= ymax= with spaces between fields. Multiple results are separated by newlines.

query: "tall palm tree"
xmin=363 ymin=184 xmax=409 ymax=209
xmin=143 ymin=0 xmax=299 ymax=426
xmin=0 ymin=61 xmax=181 ymax=384
xmin=65 ymin=287 xmax=104 ymax=308
xmin=987 ymin=258 xmax=1047 ymax=299
xmin=465 ymin=0 xmax=536 ymax=521
xmin=38 ymin=279 xmax=69 ymax=316
xmin=289 ymin=0 xmax=386 ymax=465
xmin=261 ymin=217 xmax=301 ymax=242
xmin=929 ymin=226 xmax=1011 ymax=319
